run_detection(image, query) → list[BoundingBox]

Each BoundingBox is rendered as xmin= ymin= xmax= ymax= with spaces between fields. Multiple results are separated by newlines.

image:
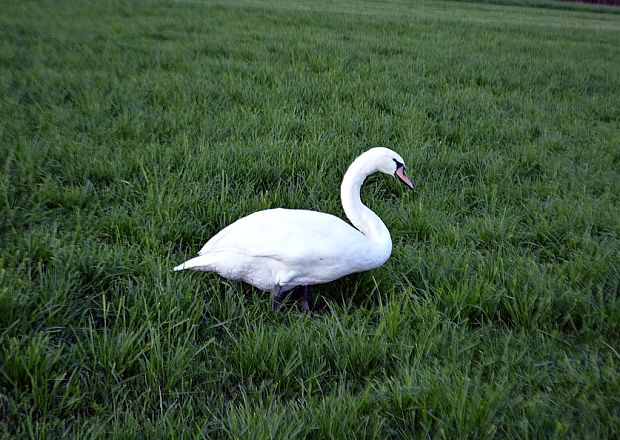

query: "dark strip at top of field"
xmin=453 ymin=0 xmax=620 ymax=13
xmin=564 ymin=0 xmax=620 ymax=6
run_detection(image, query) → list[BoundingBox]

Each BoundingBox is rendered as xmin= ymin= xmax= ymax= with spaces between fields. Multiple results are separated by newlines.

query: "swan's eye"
xmin=392 ymin=158 xmax=404 ymax=171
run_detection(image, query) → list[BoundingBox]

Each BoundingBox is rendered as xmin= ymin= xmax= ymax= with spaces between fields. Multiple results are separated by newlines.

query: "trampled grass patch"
xmin=1 ymin=0 xmax=619 ymax=437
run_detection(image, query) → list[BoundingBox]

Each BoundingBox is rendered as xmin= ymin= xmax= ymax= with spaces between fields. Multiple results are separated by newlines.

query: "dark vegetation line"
xmin=450 ymin=0 xmax=620 ymax=13
xmin=563 ymin=0 xmax=620 ymax=6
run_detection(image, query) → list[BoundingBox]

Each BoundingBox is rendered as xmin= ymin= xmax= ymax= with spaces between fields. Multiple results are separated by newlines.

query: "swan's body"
xmin=176 ymin=208 xmax=389 ymax=292
xmin=174 ymin=147 xmax=413 ymax=309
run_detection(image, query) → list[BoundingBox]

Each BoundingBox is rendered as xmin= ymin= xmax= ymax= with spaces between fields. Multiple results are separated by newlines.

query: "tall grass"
xmin=1 ymin=0 xmax=619 ymax=437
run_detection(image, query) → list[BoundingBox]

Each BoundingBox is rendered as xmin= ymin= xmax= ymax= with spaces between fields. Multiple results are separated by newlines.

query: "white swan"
xmin=174 ymin=147 xmax=413 ymax=310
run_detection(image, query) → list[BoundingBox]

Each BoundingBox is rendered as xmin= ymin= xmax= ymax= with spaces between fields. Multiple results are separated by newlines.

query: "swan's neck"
xmin=340 ymin=155 xmax=392 ymax=257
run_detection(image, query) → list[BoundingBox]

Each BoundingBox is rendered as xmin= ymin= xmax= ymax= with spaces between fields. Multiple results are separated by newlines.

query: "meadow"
xmin=1 ymin=0 xmax=619 ymax=437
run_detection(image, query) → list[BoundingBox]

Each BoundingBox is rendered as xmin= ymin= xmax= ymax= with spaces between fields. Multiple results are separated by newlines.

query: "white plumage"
xmin=174 ymin=147 xmax=413 ymax=310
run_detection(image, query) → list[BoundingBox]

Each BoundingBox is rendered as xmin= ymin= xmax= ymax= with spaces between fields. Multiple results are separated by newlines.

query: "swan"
xmin=173 ymin=147 xmax=414 ymax=311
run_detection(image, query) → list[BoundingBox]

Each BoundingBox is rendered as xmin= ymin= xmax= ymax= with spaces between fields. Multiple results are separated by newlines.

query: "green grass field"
xmin=1 ymin=0 xmax=619 ymax=437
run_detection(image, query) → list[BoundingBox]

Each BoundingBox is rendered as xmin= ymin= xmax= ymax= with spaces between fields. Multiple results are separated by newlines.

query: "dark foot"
xmin=301 ymin=285 xmax=312 ymax=313
xmin=273 ymin=285 xmax=284 ymax=311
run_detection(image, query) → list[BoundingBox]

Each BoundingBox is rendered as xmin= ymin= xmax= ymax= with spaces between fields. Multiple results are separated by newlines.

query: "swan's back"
xmin=201 ymin=208 xmax=378 ymax=262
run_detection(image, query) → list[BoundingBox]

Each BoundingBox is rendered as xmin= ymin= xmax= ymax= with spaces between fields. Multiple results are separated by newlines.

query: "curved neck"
xmin=340 ymin=154 xmax=392 ymax=254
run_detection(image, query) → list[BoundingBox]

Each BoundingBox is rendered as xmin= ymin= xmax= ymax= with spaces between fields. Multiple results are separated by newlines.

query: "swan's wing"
xmin=198 ymin=208 xmax=370 ymax=262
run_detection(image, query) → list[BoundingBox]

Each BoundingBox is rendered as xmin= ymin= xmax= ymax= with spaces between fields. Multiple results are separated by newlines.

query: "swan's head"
xmin=365 ymin=147 xmax=414 ymax=190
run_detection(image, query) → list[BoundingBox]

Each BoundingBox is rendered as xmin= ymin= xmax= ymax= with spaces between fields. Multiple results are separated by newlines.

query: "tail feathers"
xmin=173 ymin=255 xmax=214 ymax=272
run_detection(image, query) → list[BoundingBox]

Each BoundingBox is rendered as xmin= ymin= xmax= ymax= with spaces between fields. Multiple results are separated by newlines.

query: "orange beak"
xmin=395 ymin=166 xmax=414 ymax=190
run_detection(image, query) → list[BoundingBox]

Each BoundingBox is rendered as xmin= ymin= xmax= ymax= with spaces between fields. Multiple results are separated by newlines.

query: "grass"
xmin=1 ymin=0 xmax=619 ymax=437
